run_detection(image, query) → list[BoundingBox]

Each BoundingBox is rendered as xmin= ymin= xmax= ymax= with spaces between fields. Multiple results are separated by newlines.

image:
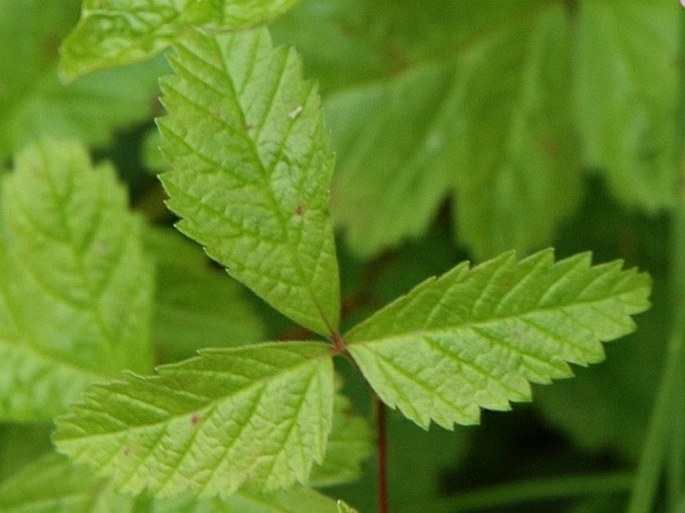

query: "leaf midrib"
xmin=347 ymin=282 xmax=644 ymax=345
xmin=174 ymin=33 xmax=336 ymax=334
xmin=59 ymin=352 xmax=329 ymax=438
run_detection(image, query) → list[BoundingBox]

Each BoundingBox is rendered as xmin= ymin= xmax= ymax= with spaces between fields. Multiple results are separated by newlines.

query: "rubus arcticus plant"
xmin=2 ymin=1 xmax=685 ymax=513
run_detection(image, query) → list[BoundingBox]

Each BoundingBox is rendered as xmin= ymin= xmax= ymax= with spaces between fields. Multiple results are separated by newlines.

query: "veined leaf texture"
xmin=347 ymin=250 xmax=651 ymax=429
xmin=158 ymin=27 xmax=340 ymax=337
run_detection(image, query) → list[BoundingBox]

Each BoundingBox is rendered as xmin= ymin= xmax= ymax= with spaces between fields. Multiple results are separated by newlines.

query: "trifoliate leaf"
xmin=54 ymin=342 xmax=335 ymax=498
xmin=0 ymin=0 xmax=166 ymax=159
xmin=158 ymin=28 xmax=340 ymax=337
xmin=144 ymin=227 xmax=266 ymax=362
xmin=346 ymin=250 xmax=651 ymax=429
xmin=60 ymin=0 xmax=302 ymax=80
xmin=0 ymin=139 xmax=154 ymax=421
xmin=0 ymin=453 xmax=342 ymax=513
xmin=309 ymin=391 xmax=373 ymax=488
xmin=575 ymin=0 xmax=678 ymax=211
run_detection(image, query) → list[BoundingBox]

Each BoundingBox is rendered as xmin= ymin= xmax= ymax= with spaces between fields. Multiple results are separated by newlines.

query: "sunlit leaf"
xmin=347 ymin=250 xmax=651 ymax=429
xmin=54 ymin=342 xmax=334 ymax=497
xmin=159 ymin=27 xmax=340 ymax=336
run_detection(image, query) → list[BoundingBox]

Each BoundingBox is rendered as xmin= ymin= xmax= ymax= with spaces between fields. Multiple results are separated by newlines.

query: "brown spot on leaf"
xmin=41 ymin=33 xmax=61 ymax=59
xmin=294 ymin=204 xmax=304 ymax=217
xmin=123 ymin=447 xmax=132 ymax=457
xmin=191 ymin=414 xmax=201 ymax=426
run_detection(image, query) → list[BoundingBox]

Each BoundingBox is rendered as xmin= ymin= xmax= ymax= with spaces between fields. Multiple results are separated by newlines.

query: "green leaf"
xmin=325 ymin=3 xmax=581 ymax=259
xmin=144 ymin=227 xmax=266 ymax=362
xmin=0 ymin=453 xmax=116 ymax=513
xmin=204 ymin=486 xmax=340 ymax=513
xmin=60 ymin=0 xmax=302 ymax=80
xmin=272 ymin=0 xmax=551 ymax=94
xmin=336 ymin=500 xmax=359 ymax=513
xmin=0 ymin=0 xmax=166 ymax=159
xmin=345 ymin=249 xmax=651 ymax=429
xmin=450 ymin=4 xmax=581 ymax=259
xmin=0 ymin=424 xmax=53 ymax=482
xmin=0 ymin=139 xmax=154 ymax=421
xmin=326 ymin=62 xmax=460 ymax=256
xmin=534 ymin=188 xmax=671 ymax=461
xmin=309 ymin=389 xmax=373 ymax=488
xmin=182 ymin=0 xmax=302 ymax=28
xmin=575 ymin=0 xmax=678 ymax=211
xmin=0 ymin=453 xmax=343 ymax=513
xmin=54 ymin=342 xmax=335 ymax=497
xmin=158 ymin=28 xmax=340 ymax=336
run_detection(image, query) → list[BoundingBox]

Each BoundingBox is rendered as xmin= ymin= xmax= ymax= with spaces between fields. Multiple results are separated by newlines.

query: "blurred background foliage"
xmin=0 ymin=0 xmax=682 ymax=511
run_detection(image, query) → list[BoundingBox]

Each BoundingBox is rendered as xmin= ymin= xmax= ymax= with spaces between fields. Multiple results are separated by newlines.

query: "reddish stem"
xmin=376 ymin=394 xmax=389 ymax=513
xmin=331 ymin=331 xmax=347 ymax=354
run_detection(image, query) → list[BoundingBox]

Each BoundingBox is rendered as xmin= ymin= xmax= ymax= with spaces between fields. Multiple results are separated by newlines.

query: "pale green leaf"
xmin=309 ymin=390 xmax=373 ymax=488
xmin=0 ymin=453 xmax=121 ymax=513
xmin=60 ymin=0 xmax=301 ymax=80
xmin=198 ymin=486 xmax=341 ymax=513
xmin=54 ymin=342 xmax=335 ymax=497
xmin=158 ymin=28 xmax=340 ymax=336
xmin=346 ymin=250 xmax=651 ymax=429
xmin=0 ymin=0 xmax=166 ymax=159
xmin=336 ymin=500 xmax=359 ymax=513
xmin=0 ymin=453 xmax=342 ymax=513
xmin=575 ymin=0 xmax=678 ymax=211
xmin=325 ymin=4 xmax=581 ymax=259
xmin=144 ymin=227 xmax=266 ymax=361
xmin=0 ymin=139 xmax=154 ymax=421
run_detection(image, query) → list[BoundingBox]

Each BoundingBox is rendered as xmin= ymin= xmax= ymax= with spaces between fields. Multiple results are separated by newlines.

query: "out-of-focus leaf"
xmin=144 ymin=227 xmax=266 ymax=362
xmin=60 ymin=0 xmax=302 ymax=80
xmin=575 ymin=0 xmax=679 ymax=211
xmin=324 ymin=3 xmax=581 ymax=259
xmin=386 ymin=409 xmax=470 ymax=507
xmin=0 ymin=453 xmax=126 ymax=513
xmin=336 ymin=501 xmax=359 ymax=513
xmin=0 ymin=453 xmax=343 ymax=513
xmin=451 ymin=5 xmax=581 ymax=259
xmin=310 ymin=391 xmax=373 ymax=487
xmin=0 ymin=139 xmax=154 ymax=421
xmin=535 ymin=182 xmax=671 ymax=460
xmin=326 ymin=62 xmax=461 ymax=257
xmin=0 ymin=0 xmax=165 ymax=159
xmin=272 ymin=0 xmax=551 ymax=93
xmin=0 ymin=424 xmax=53 ymax=482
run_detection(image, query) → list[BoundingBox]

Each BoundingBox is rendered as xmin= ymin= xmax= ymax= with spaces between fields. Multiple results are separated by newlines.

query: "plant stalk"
xmin=626 ymin=7 xmax=685 ymax=511
xmin=375 ymin=394 xmax=389 ymax=513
